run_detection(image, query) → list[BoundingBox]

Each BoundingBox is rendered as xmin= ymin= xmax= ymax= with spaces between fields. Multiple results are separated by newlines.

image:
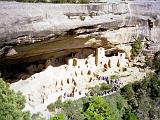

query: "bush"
xmin=144 ymin=56 xmax=153 ymax=68
xmin=152 ymin=51 xmax=160 ymax=73
xmin=104 ymin=92 xmax=129 ymax=120
xmin=89 ymin=12 xmax=96 ymax=18
xmin=47 ymin=103 xmax=56 ymax=112
xmin=131 ymin=38 xmax=142 ymax=59
xmin=110 ymin=75 xmax=119 ymax=80
xmin=50 ymin=0 xmax=66 ymax=3
xmin=79 ymin=16 xmax=85 ymax=21
xmin=124 ymin=112 xmax=138 ymax=120
xmin=144 ymin=51 xmax=160 ymax=73
xmin=50 ymin=113 xmax=65 ymax=120
xmin=88 ymin=85 xmax=101 ymax=96
xmin=99 ymin=83 xmax=112 ymax=91
xmin=0 ymin=78 xmax=32 ymax=120
xmin=47 ymin=96 xmax=62 ymax=112
xmin=14 ymin=0 xmax=90 ymax=3
xmin=16 ymin=0 xmax=37 ymax=2
xmin=78 ymin=0 xmax=90 ymax=4
xmin=32 ymin=112 xmax=45 ymax=120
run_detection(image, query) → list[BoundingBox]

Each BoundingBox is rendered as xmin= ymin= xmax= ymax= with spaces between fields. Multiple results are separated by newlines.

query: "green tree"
xmin=62 ymin=99 xmax=85 ymax=120
xmin=82 ymin=96 xmax=113 ymax=120
xmin=0 ymin=78 xmax=31 ymax=120
xmin=152 ymin=51 xmax=160 ymax=73
xmin=148 ymin=74 xmax=160 ymax=99
xmin=120 ymin=83 xmax=138 ymax=111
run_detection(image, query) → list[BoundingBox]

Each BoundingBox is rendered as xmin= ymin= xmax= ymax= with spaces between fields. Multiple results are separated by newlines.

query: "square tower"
xmin=95 ymin=47 xmax=105 ymax=66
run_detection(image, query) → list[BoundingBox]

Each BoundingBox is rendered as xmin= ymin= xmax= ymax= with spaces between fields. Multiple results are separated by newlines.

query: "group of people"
xmin=97 ymin=76 xmax=123 ymax=96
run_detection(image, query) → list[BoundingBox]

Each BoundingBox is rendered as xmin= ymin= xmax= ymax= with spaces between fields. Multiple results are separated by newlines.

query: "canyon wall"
xmin=0 ymin=1 xmax=160 ymax=65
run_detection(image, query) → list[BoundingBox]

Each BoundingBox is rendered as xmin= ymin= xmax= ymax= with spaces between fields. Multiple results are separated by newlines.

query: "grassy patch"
xmin=110 ymin=75 xmax=119 ymax=80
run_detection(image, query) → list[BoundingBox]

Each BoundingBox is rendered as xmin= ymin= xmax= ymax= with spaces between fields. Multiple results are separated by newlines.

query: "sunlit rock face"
xmin=0 ymin=1 xmax=160 ymax=65
xmin=0 ymin=1 xmax=158 ymax=117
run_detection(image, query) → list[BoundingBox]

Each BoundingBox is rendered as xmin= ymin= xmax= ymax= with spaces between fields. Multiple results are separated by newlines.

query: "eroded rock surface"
xmin=0 ymin=1 xmax=160 ymax=65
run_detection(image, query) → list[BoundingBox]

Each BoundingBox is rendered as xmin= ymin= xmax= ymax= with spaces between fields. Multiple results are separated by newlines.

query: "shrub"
xmin=144 ymin=56 xmax=153 ymax=68
xmin=89 ymin=12 xmax=96 ymax=18
xmin=124 ymin=112 xmax=138 ymax=120
xmin=47 ymin=96 xmax=62 ymax=112
xmin=99 ymin=83 xmax=112 ymax=91
xmin=79 ymin=16 xmax=85 ymax=21
xmin=47 ymin=103 xmax=56 ymax=112
xmin=152 ymin=51 xmax=160 ymax=73
xmin=78 ymin=0 xmax=90 ymax=4
xmin=16 ymin=0 xmax=37 ymax=2
xmin=36 ymin=0 xmax=49 ymax=3
xmin=0 ymin=77 xmax=32 ymax=120
xmin=62 ymin=100 xmax=85 ymax=120
xmin=50 ymin=0 xmax=66 ymax=3
xmin=50 ymin=113 xmax=65 ymax=120
xmin=110 ymin=75 xmax=119 ymax=80
xmin=131 ymin=38 xmax=142 ymax=59
xmin=88 ymin=85 xmax=101 ymax=96
xmin=32 ymin=112 xmax=45 ymax=120
xmin=14 ymin=0 xmax=90 ymax=3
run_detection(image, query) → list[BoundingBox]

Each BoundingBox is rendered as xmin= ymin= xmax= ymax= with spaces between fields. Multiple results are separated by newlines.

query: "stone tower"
xmin=95 ymin=47 xmax=105 ymax=66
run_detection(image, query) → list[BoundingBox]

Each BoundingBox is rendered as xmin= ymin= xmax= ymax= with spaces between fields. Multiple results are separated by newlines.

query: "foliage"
xmin=62 ymin=99 xmax=85 ymax=120
xmin=47 ymin=103 xmax=56 ymax=112
xmin=82 ymin=96 xmax=113 ymax=120
xmin=10 ymin=0 xmax=90 ymax=3
xmin=49 ymin=113 xmax=65 ymax=120
xmin=120 ymin=71 xmax=160 ymax=120
xmin=144 ymin=51 xmax=160 ymax=74
xmin=131 ymin=38 xmax=142 ymax=59
xmin=50 ymin=96 xmax=117 ymax=120
xmin=79 ymin=0 xmax=89 ymax=3
xmin=89 ymin=12 xmax=96 ymax=18
xmin=105 ymin=92 xmax=128 ymax=120
xmin=152 ymin=51 xmax=160 ymax=73
xmin=16 ymin=0 xmax=37 ymax=2
xmin=32 ymin=112 xmax=45 ymax=120
xmin=147 ymin=73 xmax=160 ymax=99
xmin=88 ymin=85 xmax=101 ymax=96
xmin=144 ymin=56 xmax=152 ymax=68
xmin=99 ymin=83 xmax=112 ymax=91
xmin=120 ymin=83 xmax=135 ymax=100
xmin=123 ymin=112 xmax=137 ymax=120
xmin=0 ymin=77 xmax=32 ymax=120
xmin=110 ymin=75 xmax=119 ymax=80
xmin=79 ymin=15 xmax=85 ymax=21
xmin=88 ymin=83 xmax=112 ymax=96
xmin=50 ymin=0 xmax=65 ymax=3
xmin=47 ymin=96 xmax=62 ymax=112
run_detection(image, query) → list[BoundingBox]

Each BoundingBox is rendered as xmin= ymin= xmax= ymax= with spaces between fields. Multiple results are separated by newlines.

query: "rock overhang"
xmin=0 ymin=1 xmax=160 ymax=64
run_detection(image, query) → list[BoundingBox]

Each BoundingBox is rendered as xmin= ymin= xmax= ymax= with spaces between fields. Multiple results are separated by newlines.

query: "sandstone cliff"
xmin=0 ymin=1 xmax=160 ymax=65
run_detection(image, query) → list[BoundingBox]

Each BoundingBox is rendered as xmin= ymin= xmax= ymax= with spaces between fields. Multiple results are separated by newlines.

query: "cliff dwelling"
xmin=1 ymin=1 xmax=159 ymax=119
xmin=10 ymin=46 xmax=138 ymax=114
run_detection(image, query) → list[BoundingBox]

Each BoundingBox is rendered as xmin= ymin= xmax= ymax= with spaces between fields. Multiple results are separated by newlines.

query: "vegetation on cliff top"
xmin=3 ymin=0 xmax=91 ymax=4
